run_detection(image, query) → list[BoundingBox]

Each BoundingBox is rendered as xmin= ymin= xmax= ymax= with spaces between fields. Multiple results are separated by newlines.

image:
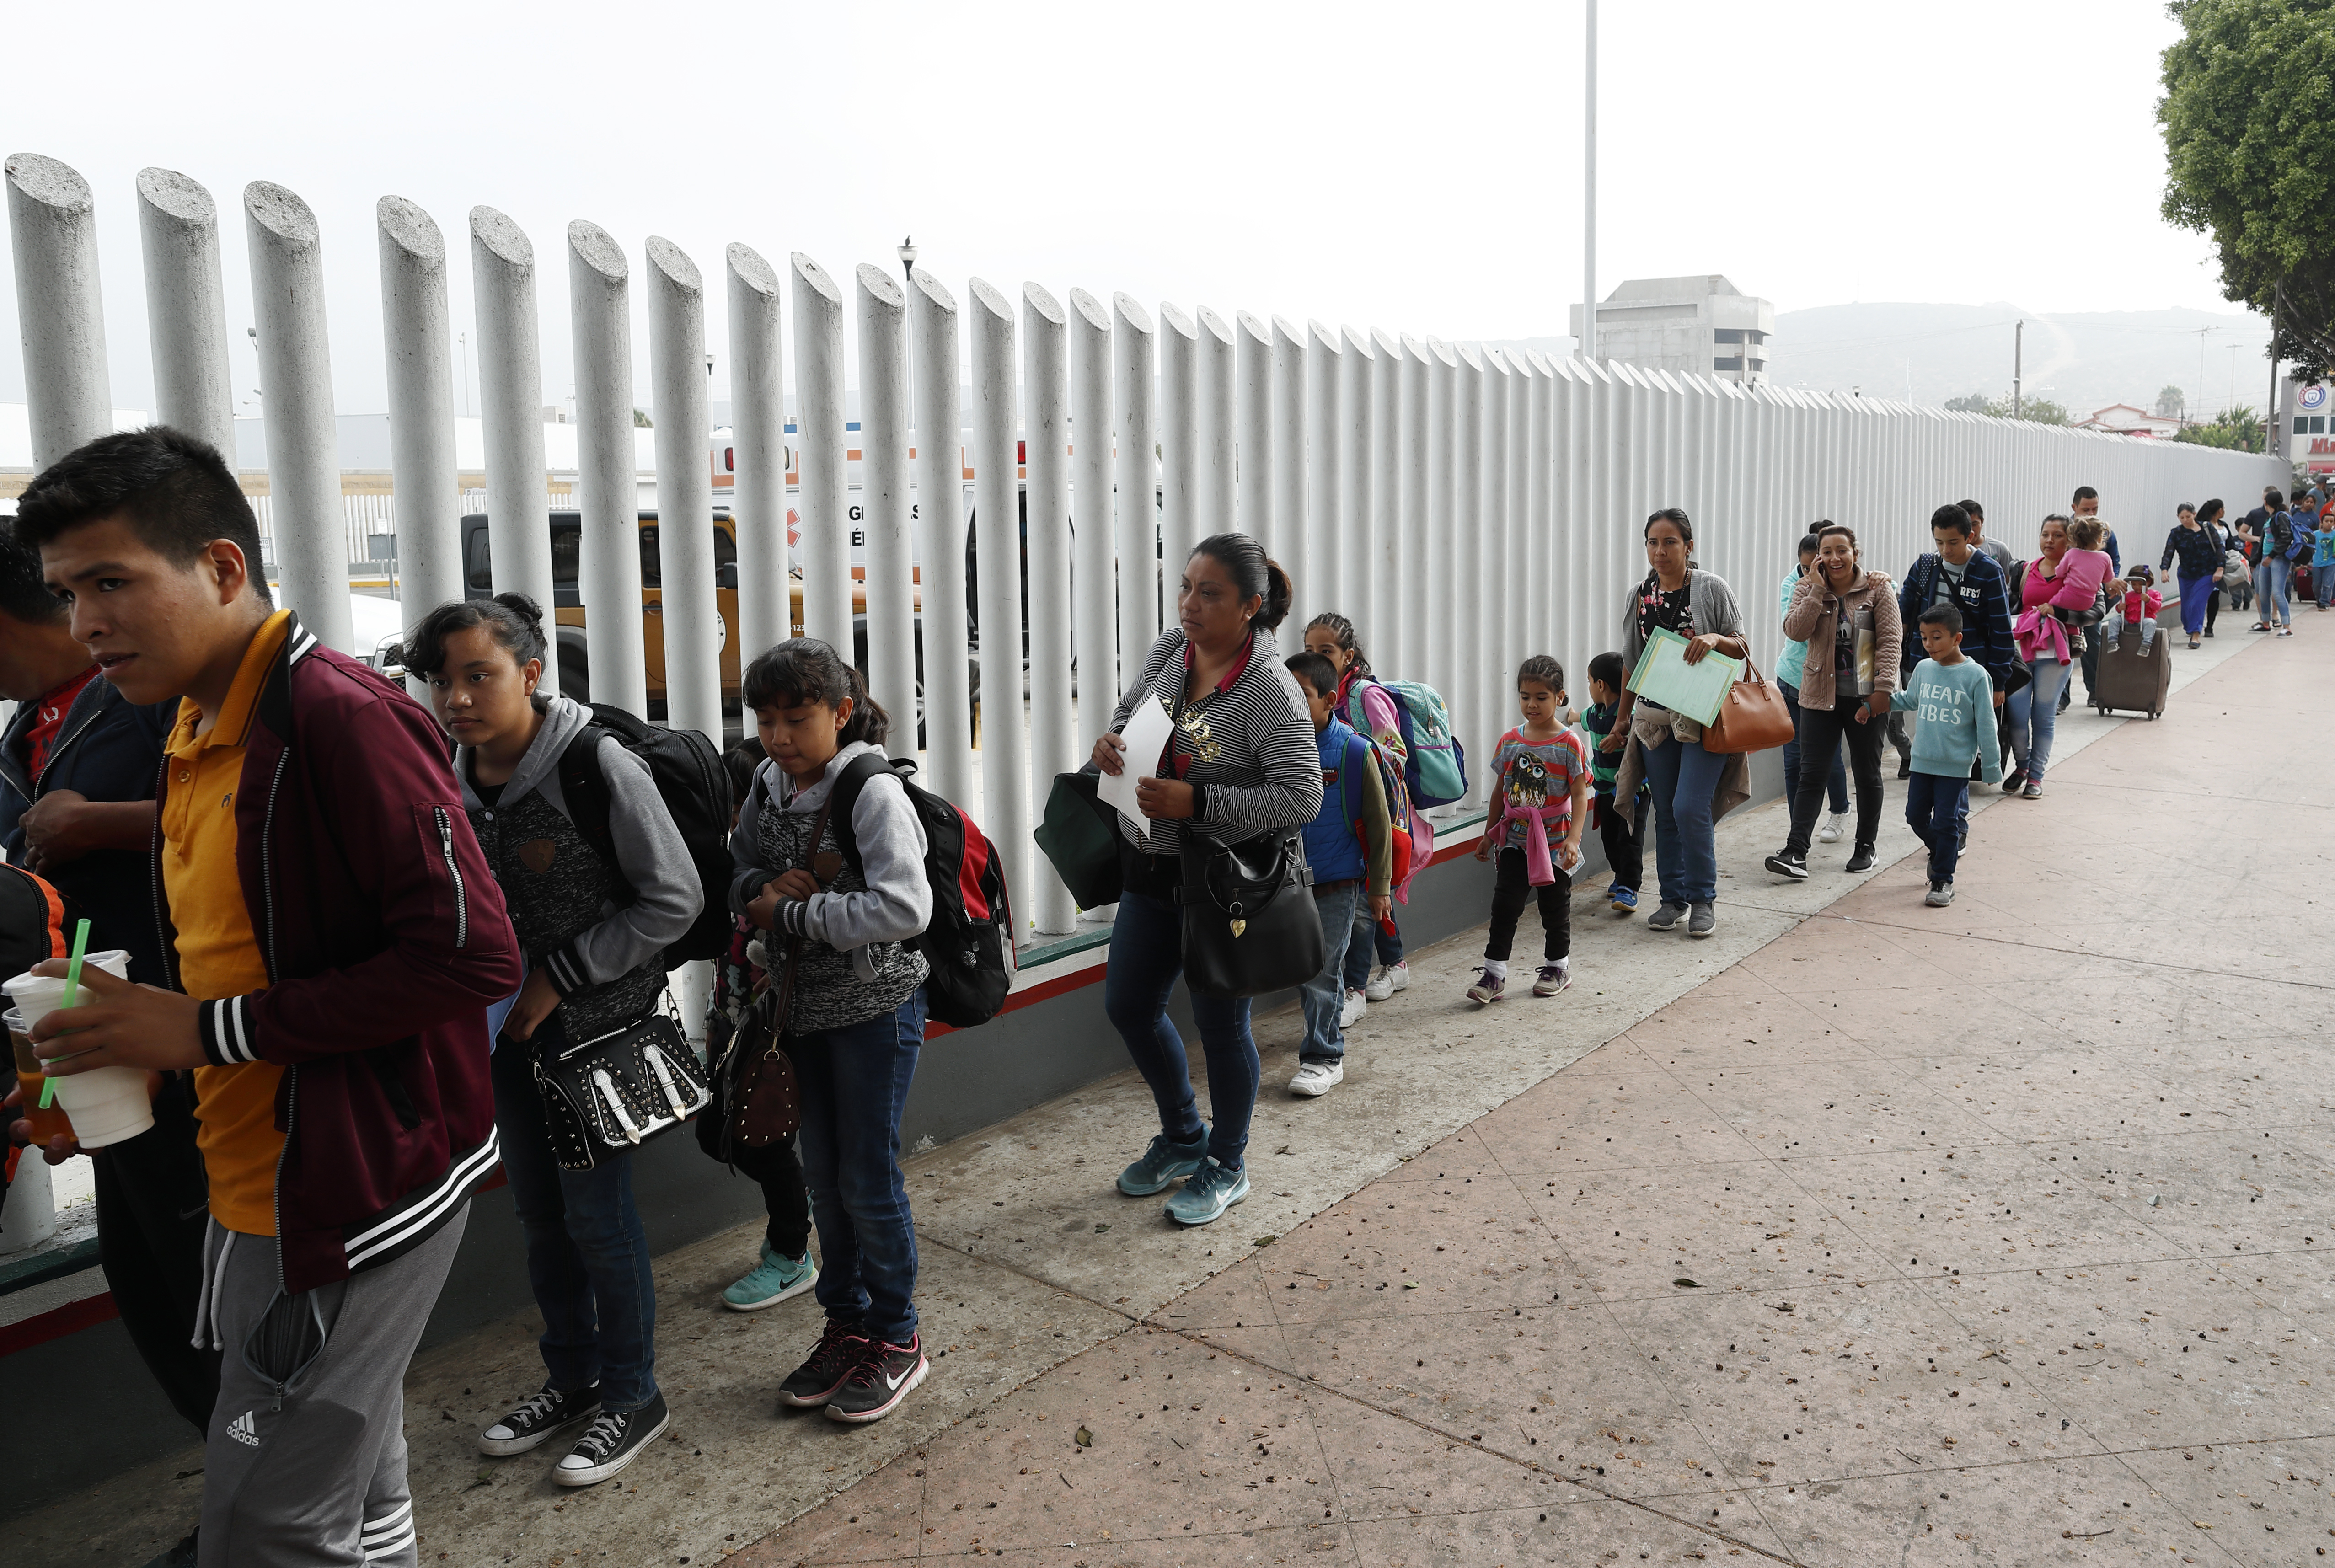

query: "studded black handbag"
xmin=1173 ymin=830 xmax=1323 ymax=1000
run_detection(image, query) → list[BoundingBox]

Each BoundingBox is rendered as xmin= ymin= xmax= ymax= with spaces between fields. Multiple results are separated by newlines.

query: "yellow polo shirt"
xmin=165 ymin=610 xmax=292 ymax=1236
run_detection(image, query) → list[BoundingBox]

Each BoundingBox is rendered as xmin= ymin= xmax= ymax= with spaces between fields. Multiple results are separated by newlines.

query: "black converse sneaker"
xmin=478 ymin=1381 xmax=601 ymax=1456
xmin=824 ymin=1333 xmax=929 ymax=1424
xmin=777 ymin=1317 xmax=870 ymax=1409
xmin=553 ymin=1391 xmax=670 ymax=1486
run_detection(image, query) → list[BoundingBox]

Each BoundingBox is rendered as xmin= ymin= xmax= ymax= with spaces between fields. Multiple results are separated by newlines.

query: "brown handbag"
xmin=1702 ymin=656 xmax=1795 ymax=755
xmin=715 ymin=785 xmax=841 ymax=1151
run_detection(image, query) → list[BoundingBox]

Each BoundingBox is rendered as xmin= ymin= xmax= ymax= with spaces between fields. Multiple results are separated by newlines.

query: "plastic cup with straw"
xmin=37 ymin=917 xmax=91 ymax=1112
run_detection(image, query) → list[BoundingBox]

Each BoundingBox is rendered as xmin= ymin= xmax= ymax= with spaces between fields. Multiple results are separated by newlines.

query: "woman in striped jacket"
xmin=1091 ymin=533 xmax=1323 ymax=1227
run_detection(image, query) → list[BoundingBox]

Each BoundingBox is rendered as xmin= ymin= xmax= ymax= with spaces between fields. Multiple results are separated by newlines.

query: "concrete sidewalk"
xmin=750 ymin=624 xmax=2333 ymax=1566
xmin=24 ymin=616 xmax=2330 ymax=1567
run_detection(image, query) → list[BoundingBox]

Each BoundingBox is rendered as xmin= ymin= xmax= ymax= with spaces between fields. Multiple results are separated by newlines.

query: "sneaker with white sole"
xmin=1764 ymin=851 xmax=1808 ymax=881
xmin=553 ymin=1392 xmax=669 ymax=1486
xmin=776 ymin=1318 xmax=871 ymax=1409
xmin=478 ymin=1381 xmax=601 ymax=1457
xmin=1289 ymin=1060 xmax=1344 ymax=1097
xmin=1816 ymin=811 xmax=1848 ymax=844
xmin=1339 ymin=988 xmax=1366 ymax=1029
xmin=1381 ymin=960 xmax=1410 ymax=993
xmin=1116 ymin=1130 xmax=1209 ymax=1196
xmin=824 ymin=1334 xmax=929 ymax=1424
xmin=723 ymin=1242 xmax=816 ymax=1311
xmin=1363 ymin=964 xmax=1397 ymax=1002
xmin=1687 ymin=902 xmax=1717 ymax=937
xmin=1924 ymin=880 xmax=1956 ymax=907
xmin=1645 ymin=901 xmax=1688 ymax=932
xmin=1164 ymin=1157 xmax=1249 ymax=1226
xmin=1465 ymin=967 xmax=1505 ymax=1005
xmin=1532 ymin=963 xmax=1572 ymax=997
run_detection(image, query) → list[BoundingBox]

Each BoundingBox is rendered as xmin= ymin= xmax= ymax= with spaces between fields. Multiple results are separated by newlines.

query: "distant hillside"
xmin=1766 ymin=303 xmax=2273 ymax=421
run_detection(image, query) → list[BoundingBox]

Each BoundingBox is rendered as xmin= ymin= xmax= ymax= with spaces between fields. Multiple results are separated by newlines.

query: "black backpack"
xmin=0 ymin=862 xmax=67 ymax=984
xmin=826 ymin=752 xmax=1015 ymax=1031
xmin=557 ymin=703 xmax=736 ymax=969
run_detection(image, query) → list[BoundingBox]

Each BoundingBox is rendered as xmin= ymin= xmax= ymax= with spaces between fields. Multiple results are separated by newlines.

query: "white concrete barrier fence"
xmin=5 ymin=153 xmax=2286 ymax=946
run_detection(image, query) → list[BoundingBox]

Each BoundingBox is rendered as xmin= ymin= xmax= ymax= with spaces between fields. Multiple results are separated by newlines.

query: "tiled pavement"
xmin=23 ymin=614 xmax=2330 ymax=1567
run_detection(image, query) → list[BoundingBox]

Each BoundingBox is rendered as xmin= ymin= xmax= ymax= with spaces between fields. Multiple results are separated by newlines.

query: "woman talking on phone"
xmin=1762 ymin=524 xmax=1901 ymax=881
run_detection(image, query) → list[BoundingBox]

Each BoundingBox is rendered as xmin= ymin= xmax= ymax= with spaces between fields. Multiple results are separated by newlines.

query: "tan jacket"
xmin=1781 ymin=568 xmax=1901 ymax=712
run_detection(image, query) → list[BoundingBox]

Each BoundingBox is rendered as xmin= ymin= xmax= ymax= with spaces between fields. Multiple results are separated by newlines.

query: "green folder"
xmin=1625 ymin=627 xmax=1743 ymax=727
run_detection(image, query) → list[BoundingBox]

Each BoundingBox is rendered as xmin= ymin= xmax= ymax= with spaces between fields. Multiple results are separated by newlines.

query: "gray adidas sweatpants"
xmin=194 ymin=1208 xmax=466 ymax=1568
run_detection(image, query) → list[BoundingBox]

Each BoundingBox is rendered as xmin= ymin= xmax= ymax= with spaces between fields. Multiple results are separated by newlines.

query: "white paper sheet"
xmin=1098 ymin=693 xmax=1175 ymax=842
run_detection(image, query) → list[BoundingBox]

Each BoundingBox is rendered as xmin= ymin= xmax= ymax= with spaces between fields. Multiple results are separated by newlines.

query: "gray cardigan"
xmin=1617 ymin=569 xmax=1747 ymax=674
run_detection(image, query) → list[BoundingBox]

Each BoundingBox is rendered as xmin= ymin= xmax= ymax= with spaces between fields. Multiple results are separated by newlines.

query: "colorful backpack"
xmin=1344 ymin=677 xmax=1467 ymax=809
xmin=1329 ymin=729 xmax=1416 ymax=894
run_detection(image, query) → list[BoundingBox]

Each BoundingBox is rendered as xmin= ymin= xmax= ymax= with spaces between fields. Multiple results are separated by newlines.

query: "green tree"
xmin=2174 ymin=405 xmax=2266 ymax=451
xmin=1944 ymin=392 xmax=1992 ymax=413
xmin=2156 ymin=383 xmax=2186 ymax=417
xmin=634 ymin=407 xmax=653 ymax=428
xmin=1942 ymin=391 xmax=2068 ymax=423
xmin=2159 ymin=0 xmax=2335 ymax=376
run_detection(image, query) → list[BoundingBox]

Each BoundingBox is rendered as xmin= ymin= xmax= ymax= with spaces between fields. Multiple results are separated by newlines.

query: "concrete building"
xmin=2074 ymin=402 xmax=2184 ymax=439
xmin=1569 ymin=274 xmax=1774 ymax=382
xmin=2284 ymin=375 xmax=2332 ymax=477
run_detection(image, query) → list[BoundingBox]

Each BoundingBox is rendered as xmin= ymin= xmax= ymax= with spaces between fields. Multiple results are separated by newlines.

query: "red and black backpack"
xmin=829 ymin=754 xmax=1014 ymax=1030
xmin=0 ymin=861 xmax=68 ymax=983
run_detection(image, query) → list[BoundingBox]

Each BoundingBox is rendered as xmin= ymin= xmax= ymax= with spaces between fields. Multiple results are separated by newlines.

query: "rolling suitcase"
xmin=2089 ymin=627 xmax=2172 ymax=720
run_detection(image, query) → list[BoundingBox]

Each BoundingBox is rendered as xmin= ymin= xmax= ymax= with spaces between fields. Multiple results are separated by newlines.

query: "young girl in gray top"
xmin=412 ymin=593 xmax=700 ymax=1489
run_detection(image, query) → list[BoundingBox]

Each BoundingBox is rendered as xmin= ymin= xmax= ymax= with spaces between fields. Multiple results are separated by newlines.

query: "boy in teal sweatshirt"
xmin=1890 ymin=603 xmax=2002 ymax=907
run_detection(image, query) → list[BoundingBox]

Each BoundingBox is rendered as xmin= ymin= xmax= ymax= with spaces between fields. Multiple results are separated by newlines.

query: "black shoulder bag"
xmin=1175 ymin=830 xmax=1322 ymax=999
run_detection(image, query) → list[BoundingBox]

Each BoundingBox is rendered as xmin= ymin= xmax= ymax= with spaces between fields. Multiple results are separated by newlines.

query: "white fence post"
xmin=792 ymin=253 xmax=851 ymax=653
xmin=1157 ymin=302 xmax=1200 ymax=585
xmin=1482 ymin=348 xmax=1510 ymax=755
xmin=1112 ymin=294 xmax=1158 ymax=664
xmin=135 ymin=168 xmax=236 ymax=461
xmin=1304 ymin=319 xmax=1342 ymax=632
xmin=1452 ymin=342 xmax=1484 ymax=792
xmin=1341 ymin=326 xmax=1374 ymax=624
xmin=1023 ymin=282 xmax=1076 ymax=936
xmin=1198 ymin=305 xmax=1237 ymax=541
xmin=1235 ymin=310 xmax=1273 ymax=548
xmin=244 ymin=182 xmax=354 ymax=657
xmin=1425 ymin=338 xmax=1458 ymax=739
xmin=969 ymin=278 xmax=1032 ymax=940
xmin=566 ymin=219 xmax=648 ymax=717
xmin=375 ymin=197 xmax=463 ymax=675
xmin=912 ymin=270 xmax=975 ymax=805
xmin=727 ymin=242 xmax=788 ymax=664
xmin=1270 ymin=316 xmax=1307 ymax=609
xmin=5 ymin=154 xmax=111 ymax=470
xmin=470 ymin=208 xmax=557 ymax=688
xmin=1397 ymin=334 xmax=1430 ymax=680
xmin=1370 ymin=329 xmax=1402 ymax=664
xmin=1069 ymin=288 xmax=1116 ymax=712
xmin=645 ymin=237 xmax=721 ymax=746
xmin=857 ymin=264 xmax=919 ymax=759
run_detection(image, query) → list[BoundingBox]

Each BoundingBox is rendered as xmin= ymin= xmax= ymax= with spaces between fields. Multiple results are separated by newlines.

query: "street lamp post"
xmin=897 ymin=236 xmax=917 ymax=294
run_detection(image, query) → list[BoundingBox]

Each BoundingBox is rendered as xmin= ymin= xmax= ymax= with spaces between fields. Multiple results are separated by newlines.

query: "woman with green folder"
xmin=1601 ymin=510 xmax=1751 ymax=939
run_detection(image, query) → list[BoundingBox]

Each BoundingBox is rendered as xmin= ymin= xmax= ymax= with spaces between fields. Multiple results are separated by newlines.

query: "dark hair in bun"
xmin=402 ymin=591 xmax=548 ymax=677
xmin=1189 ymin=532 xmax=1293 ymax=631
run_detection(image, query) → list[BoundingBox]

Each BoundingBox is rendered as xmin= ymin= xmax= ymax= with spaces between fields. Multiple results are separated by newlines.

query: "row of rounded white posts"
xmin=7 ymin=150 xmax=2284 ymax=950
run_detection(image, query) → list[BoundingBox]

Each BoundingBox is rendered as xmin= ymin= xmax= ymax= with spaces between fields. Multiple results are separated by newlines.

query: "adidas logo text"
xmin=227 ymin=1410 xmax=260 ymax=1447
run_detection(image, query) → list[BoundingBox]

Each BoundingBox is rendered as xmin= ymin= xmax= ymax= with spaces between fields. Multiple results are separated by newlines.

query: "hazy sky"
xmin=1 ymin=0 xmax=2260 ymax=419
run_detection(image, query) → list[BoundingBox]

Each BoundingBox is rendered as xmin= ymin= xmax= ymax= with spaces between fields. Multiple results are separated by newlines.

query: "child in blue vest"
xmin=1284 ymin=653 xmax=1393 ymax=1099
xmin=1579 ymin=651 xmax=1648 ymax=915
xmin=1470 ymin=656 xmax=1589 ymax=1004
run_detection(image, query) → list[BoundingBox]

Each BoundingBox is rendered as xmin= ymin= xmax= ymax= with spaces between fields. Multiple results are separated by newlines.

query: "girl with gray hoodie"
xmin=728 ymin=638 xmax=934 ymax=1427
xmin=410 ymin=594 xmax=702 ymax=1488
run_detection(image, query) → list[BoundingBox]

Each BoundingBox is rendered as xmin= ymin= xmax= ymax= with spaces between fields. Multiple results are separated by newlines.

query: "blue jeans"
xmin=2004 ymin=656 xmax=2065 ymax=781
xmin=2315 ymin=562 xmax=2335 ymax=608
xmin=1905 ymin=772 xmax=1970 ymax=883
xmin=1302 ymin=881 xmax=1363 ymax=1064
xmin=1341 ymin=903 xmax=1402 ymax=991
xmin=1638 ymin=727 xmax=1726 ymax=907
xmin=2256 ymin=558 xmax=2292 ymax=623
xmin=793 ymin=989 xmax=925 ymax=1346
xmin=492 ymin=1027 xmax=660 ymax=1412
xmin=1103 ymin=888 xmax=1259 ymax=1169
xmin=1780 ymin=680 xmax=1848 ymax=814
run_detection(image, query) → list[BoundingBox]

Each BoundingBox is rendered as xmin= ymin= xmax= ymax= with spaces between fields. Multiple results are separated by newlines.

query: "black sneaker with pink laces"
xmin=824 ymin=1333 xmax=929 ymax=1424
xmin=776 ymin=1318 xmax=869 ymax=1410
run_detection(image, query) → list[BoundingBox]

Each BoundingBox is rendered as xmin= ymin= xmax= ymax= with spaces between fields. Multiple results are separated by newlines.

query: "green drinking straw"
xmin=37 ymin=917 xmax=91 ymax=1112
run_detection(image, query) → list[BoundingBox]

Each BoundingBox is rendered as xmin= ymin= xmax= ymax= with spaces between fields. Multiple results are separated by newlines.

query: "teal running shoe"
xmin=1164 ymin=1157 xmax=1250 ymax=1226
xmin=722 ymin=1242 xmax=816 ymax=1312
xmin=1116 ymin=1130 xmax=1210 ymax=1196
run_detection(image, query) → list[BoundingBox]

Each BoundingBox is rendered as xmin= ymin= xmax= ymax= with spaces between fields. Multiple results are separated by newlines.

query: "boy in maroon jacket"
xmin=20 ymin=427 xmax=520 ymax=1568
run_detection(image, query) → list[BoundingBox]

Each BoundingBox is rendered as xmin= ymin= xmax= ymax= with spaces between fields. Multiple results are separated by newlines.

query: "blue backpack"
xmin=2281 ymin=513 xmax=2312 ymax=562
xmin=1343 ymin=676 xmax=1468 ymax=809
